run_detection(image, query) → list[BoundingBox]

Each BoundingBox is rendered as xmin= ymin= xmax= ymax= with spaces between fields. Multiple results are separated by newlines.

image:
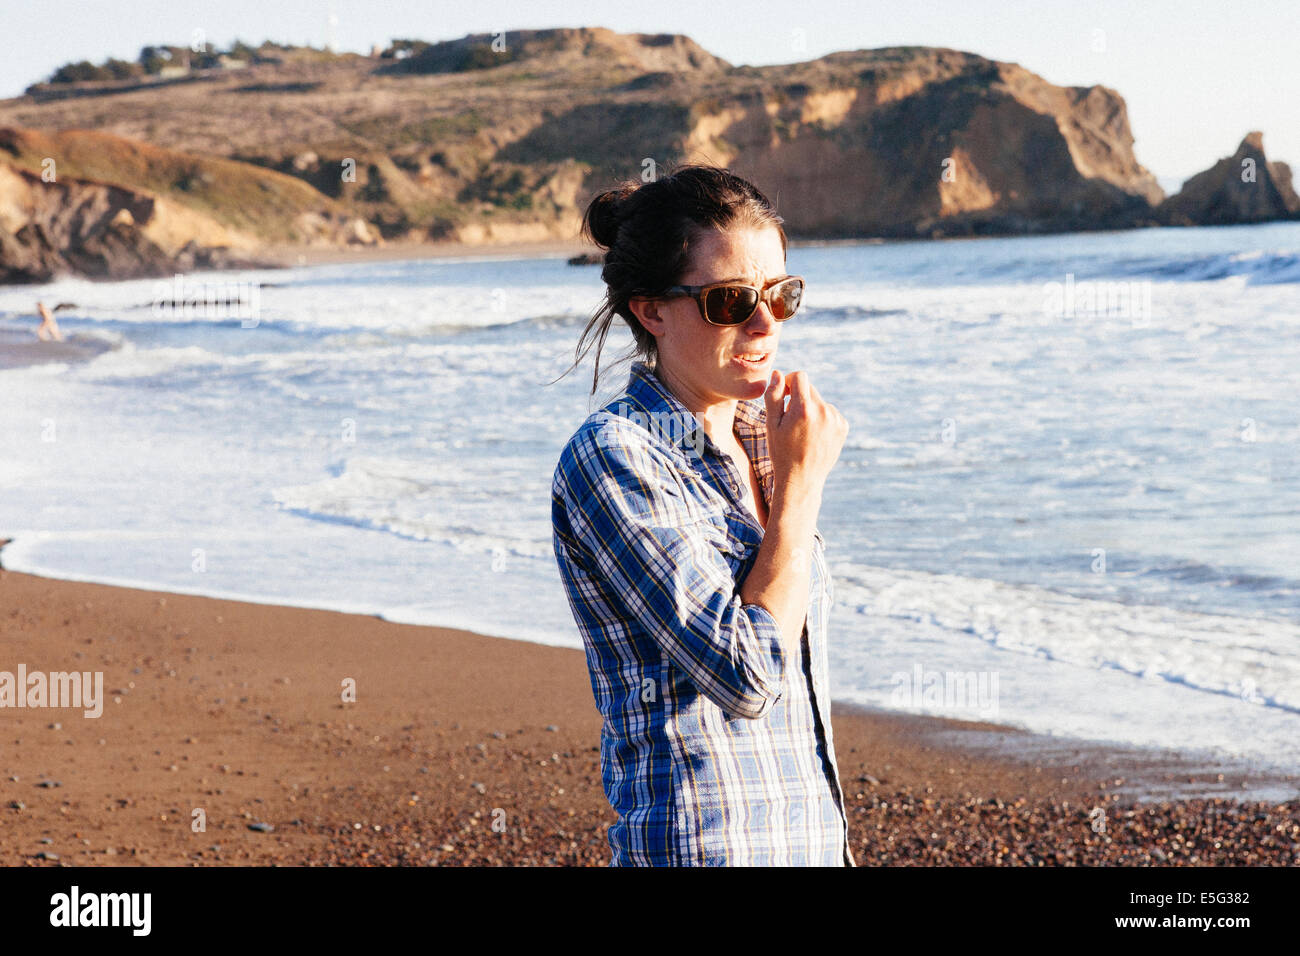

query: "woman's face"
xmin=632 ymin=224 xmax=787 ymax=408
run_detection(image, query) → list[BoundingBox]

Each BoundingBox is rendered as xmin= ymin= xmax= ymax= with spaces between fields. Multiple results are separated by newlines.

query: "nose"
xmin=746 ymin=297 xmax=780 ymax=332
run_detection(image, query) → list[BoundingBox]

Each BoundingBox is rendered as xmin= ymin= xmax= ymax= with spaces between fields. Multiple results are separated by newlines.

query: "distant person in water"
xmin=35 ymin=301 xmax=64 ymax=342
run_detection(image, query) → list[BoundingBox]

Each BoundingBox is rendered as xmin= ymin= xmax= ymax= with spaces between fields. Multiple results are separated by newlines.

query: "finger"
xmin=764 ymin=368 xmax=786 ymax=423
xmin=786 ymin=370 xmax=812 ymax=415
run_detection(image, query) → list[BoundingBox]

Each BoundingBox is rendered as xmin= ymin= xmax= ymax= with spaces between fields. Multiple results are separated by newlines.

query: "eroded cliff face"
xmin=0 ymin=127 xmax=375 ymax=282
xmin=0 ymin=163 xmax=165 ymax=282
xmin=465 ymin=46 xmax=1167 ymax=239
xmin=673 ymin=51 xmax=1164 ymax=238
xmin=1158 ymin=132 xmax=1300 ymax=226
xmin=0 ymin=162 xmax=269 ymax=283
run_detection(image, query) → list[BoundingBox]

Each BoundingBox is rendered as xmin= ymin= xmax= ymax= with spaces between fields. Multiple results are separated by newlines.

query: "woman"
xmin=550 ymin=164 xmax=854 ymax=866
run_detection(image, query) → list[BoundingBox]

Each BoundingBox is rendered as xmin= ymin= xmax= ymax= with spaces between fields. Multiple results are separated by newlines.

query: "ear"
xmin=628 ymin=296 xmax=667 ymax=337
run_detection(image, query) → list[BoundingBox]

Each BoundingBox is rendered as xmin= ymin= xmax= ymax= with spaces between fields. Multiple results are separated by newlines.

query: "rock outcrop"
xmin=0 ymin=127 xmax=371 ymax=283
xmin=669 ymin=50 xmax=1165 ymax=237
xmin=0 ymin=161 xmax=271 ymax=283
xmin=1158 ymin=132 xmax=1300 ymax=226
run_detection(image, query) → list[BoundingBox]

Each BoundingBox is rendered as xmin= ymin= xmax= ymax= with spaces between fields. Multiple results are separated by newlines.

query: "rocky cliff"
xmin=672 ymin=49 xmax=1166 ymax=237
xmin=0 ymin=126 xmax=376 ymax=282
xmin=0 ymin=29 xmax=1293 ymax=281
xmin=0 ymin=160 xmax=272 ymax=283
xmin=1158 ymin=132 xmax=1300 ymax=226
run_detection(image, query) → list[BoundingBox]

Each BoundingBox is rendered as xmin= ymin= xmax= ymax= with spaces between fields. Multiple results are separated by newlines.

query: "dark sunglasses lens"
xmin=772 ymin=278 xmax=803 ymax=320
xmin=705 ymin=286 xmax=759 ymax=325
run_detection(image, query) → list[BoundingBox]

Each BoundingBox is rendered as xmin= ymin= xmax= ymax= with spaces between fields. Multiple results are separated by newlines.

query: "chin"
xmin=724 ymin=356 xmax=774 ymax=395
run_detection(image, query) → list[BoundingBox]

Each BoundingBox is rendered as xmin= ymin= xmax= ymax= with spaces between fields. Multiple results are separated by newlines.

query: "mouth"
xmin=730 ymin=351 xmax=772 ymax=370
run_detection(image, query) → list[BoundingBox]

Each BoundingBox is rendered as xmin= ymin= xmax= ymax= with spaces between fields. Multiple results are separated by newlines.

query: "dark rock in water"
xmin=1159 ymin=132 xmax=1300 ymax=226
xmin=567 ymin=252 xmax=602 ymax=265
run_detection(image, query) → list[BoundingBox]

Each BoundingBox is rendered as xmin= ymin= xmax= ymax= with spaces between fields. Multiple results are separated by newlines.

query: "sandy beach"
xmin=2 ymin=560 xmax=1296 ymax=867
xmin=257 ymin=237 xmax=595 ymax=269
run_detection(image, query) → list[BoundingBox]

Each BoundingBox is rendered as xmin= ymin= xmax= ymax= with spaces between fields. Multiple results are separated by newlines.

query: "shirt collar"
xmin=618 ymin=360 xmax=768 ymax=463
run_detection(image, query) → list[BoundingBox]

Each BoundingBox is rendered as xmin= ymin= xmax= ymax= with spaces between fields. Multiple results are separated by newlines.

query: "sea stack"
xmin=1159 ymin=131 xmax=1300 ymax=226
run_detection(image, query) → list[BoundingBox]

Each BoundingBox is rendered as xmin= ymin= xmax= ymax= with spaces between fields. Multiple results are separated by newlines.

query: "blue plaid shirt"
xmin=551 ymin=360 xmax=854 ymax=866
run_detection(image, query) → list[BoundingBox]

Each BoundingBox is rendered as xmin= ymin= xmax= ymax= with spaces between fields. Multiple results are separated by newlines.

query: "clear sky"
xmin=2 ymin=0 xmax=1296 ymax=192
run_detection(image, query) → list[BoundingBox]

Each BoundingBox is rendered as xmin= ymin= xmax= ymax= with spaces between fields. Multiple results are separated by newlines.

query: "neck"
xmin=654 ymin=362 xmax=740 ymax=451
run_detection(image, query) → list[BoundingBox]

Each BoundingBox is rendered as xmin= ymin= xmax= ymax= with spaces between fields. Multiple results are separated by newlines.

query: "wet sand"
xmin=0 ymin=328 xmax=117 ymax=370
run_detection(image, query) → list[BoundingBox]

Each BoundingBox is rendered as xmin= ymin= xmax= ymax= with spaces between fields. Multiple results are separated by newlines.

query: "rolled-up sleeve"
xmin=555 ymin=422 xmax=787 ymax=720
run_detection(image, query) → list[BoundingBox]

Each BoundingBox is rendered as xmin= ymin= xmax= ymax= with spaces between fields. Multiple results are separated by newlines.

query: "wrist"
xmin=771 ymin=480 xmax=822 ymax=517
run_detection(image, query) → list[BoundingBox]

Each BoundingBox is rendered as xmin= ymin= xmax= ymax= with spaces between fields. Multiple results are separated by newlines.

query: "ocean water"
xmin=2 ymin=223 xmax=1298 ymax=775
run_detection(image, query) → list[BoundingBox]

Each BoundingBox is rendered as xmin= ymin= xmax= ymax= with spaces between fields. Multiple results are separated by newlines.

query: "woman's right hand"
xmin=763 ymin=368 xmax=848 ymax=497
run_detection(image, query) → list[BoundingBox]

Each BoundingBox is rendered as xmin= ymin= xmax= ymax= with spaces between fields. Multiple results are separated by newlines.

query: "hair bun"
xmin=583 ymin=184 xmax=637 ymax=249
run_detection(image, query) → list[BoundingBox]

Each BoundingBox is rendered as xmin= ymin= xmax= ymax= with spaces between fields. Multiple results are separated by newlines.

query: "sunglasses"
xmin=649 ymin=275 xmax=805 ymax=326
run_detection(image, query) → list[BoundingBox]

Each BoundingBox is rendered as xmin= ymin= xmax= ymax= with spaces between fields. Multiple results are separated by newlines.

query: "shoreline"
xmin=0 ymin=231 xmax=1029 ymax=288
xmin=256 ymin=237 xmax=595 ymax=268
xmin=1 ymin=221 xmax=1291 ymax=293
xmin=2 ymin=563 xmax=1296 ymax=866
xmin=254 ymin=234 xmax=945 ymax=269
xmin=255 ymin=235 xmax=899 ymax=269
xmin=0 ymin=237 xmax=598 ymax=294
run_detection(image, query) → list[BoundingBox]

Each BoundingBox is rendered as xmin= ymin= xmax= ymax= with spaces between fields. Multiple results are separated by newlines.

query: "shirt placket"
xmin=804 ymin=605 xmax=852 ymax=864
xmin=696 ymin=428 xmax=754 ymax=525
xmin=707 ymin=427 xmax=850 ymax=861
xmin=711 ymin=445 xmax=829 ymax=863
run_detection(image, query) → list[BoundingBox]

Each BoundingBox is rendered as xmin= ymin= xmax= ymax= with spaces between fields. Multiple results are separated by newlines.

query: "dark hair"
xmin=552 ymin=163 xmax=788 ymax=398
